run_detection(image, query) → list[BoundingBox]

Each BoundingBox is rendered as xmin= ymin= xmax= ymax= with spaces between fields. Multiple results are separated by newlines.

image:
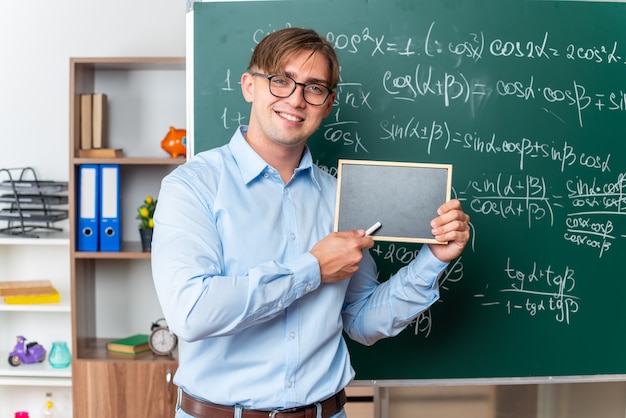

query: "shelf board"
xmin=0 ymin=360 xmax=71 ymax=387
xmin=76 ymin=338 xmax=178 ymax=363
xmin=74 ymin=241 xmax=151 ymax=259
xmin=0 ymin=291 xmax=71 ymax=312
xmin=0 ymin=230 xmax=69 ymax=245
xmin=0 ymin=376 xmax=72 ymax=387
xmin=72 ymin=56 xmax=185 ymax=71
xmin=73 ymin=157 xmax=186 ymax=165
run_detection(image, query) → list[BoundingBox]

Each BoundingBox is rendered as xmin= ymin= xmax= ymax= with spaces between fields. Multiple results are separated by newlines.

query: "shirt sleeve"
xmin=151 ymin=173 xmax=322 ymax=342
xmin=342 ymin=244 xmax=448 ymax=346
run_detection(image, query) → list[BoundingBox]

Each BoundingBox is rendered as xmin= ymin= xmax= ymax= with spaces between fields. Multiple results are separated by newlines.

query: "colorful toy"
xmin=161 ymin=126 xmax=187 ymax=158
xmin=8 ymin=335 xmax=46 ymax=366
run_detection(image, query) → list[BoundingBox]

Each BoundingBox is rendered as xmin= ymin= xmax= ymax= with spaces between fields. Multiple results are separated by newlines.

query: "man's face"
xmin=242 ymin=50 xmax=336 ymax=150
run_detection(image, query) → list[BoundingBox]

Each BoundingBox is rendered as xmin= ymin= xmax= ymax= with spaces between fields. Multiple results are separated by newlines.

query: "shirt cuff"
xmin=407 ymin=245 xmax=449 ymax=288
xmin=289 ymin=252 xmax=322 ymax=295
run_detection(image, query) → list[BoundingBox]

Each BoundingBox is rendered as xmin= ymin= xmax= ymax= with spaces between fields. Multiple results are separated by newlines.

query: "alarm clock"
xmin=149 ymin=318 xmax=178 ymax=356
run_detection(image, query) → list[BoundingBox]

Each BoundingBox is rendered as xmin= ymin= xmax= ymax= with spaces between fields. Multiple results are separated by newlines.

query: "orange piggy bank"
xmin=161 ymin=126 xmax=187 ymax=158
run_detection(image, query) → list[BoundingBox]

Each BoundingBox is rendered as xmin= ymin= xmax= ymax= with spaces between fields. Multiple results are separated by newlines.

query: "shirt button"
xmin=305 ymin=284 xmax=312 ymax=292
xmin=290 ymin=332 xmax=296 ymax=339
xmin=263 ymin=173 xmax=269 ymax=179
xmin=278 ymin=302 xmax=284 ymax=309
xmin=290 ymin=233 xmax=296 ymax=240
xmin=287 ymin=381 xmax=293 ymax=388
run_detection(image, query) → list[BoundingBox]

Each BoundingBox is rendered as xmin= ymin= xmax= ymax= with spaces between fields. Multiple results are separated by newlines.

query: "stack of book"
xmin=0 ymin=279 xmax=60 ymax=304
xmin=78 ymin=93 xmax=123 ymax=158
xmin=106 ymin=334 xmax=150 ymax=356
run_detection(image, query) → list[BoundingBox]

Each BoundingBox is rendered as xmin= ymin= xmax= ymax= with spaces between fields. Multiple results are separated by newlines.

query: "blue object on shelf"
xmin=48 ymin=341 xmax=72 ymax=368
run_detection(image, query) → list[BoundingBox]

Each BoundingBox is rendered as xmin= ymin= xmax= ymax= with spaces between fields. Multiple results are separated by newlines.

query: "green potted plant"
xmin=137 ymin=195 xmax=156 ymax=251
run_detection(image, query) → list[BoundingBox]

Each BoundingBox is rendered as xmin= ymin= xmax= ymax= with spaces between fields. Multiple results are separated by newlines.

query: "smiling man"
xmin=151 ymin=27 xmax=470 ymax=418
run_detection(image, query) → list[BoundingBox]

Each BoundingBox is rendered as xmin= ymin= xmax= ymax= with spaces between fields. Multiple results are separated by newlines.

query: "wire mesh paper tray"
xmin=0 ymin=167 xmax=69 ymax=237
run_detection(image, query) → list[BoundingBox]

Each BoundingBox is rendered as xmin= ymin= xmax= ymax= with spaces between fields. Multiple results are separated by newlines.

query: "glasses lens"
xmin=303 ymin=83 xmax=330 ymax=106
xmin=268 ymin=75 xmax=330 ymax=106
xmin=268 ymin=76 xmax=296 ymax=98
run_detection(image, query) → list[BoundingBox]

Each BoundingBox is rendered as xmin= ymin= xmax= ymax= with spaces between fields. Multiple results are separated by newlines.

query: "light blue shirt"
xmin=151 ymin=126 xmax=447 ymax=410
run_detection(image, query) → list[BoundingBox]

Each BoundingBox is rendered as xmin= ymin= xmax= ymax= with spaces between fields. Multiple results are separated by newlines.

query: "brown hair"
xmin=248 ymin=28 xmax=340 ymax=89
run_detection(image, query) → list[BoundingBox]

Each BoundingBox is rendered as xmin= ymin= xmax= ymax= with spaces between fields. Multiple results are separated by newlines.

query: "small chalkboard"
xmin=334 ymin=160 xmax=452 ymax=244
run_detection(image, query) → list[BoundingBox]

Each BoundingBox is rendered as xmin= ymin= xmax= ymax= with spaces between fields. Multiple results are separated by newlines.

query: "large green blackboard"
xmin=190 ymin=0 xmax=626 ymax=383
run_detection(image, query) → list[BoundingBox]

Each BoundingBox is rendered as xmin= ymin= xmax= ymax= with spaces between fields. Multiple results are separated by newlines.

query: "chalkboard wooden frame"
xmin=334 ymin=160 xmax=452 ymax=244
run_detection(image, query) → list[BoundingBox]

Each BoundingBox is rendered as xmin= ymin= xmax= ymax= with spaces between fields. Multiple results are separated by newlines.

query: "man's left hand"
xmin=428 ymin=199 xmax=471 ymax=262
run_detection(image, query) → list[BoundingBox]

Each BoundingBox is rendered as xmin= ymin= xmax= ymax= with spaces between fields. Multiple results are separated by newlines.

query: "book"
xmin=0 ymin=279 xmax=56 ymax=297
xmin=106 ymin=333 xmax=150 ymax=355
xmin=78 ymin=148 xmax=124 ymax=158
xmin=80 ymin=94 xmax=93 ymax=150
xmin=4 ymin=289 xmax=60 ymax=304
xmin=92 ymin=93 xmax=108 ymax=149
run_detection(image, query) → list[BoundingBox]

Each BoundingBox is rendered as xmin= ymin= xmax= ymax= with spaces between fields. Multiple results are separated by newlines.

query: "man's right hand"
xmin=310 ymin=230 xmax=374 ymax=283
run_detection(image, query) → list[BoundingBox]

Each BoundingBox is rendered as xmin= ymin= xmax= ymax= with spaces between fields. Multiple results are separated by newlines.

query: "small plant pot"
xmin=139 ymin=228 xmax=153 ymax=252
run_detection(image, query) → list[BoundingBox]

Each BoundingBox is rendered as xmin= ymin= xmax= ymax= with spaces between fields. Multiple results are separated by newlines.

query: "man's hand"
xmin=310 ymin=230 xmax=374 ymax=283
xmin=428 ymin=199 xmax=471 ymax=262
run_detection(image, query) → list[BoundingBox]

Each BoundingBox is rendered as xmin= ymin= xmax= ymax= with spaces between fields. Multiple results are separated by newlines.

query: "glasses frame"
xmin=251 ymin=72 xmax=333 ymax=106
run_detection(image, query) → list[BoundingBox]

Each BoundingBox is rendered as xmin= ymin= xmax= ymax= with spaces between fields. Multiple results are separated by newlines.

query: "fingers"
xmin=339 ymin=229 xmax=375 ymax=249
xmin=429 ymin=200 xmax=471 ymax=261
xmin=432 ymin=218 xmax=470 ymax=243
xmin=436 ymin=198 xmax=464 ymax=216
xmin=431 ymin=207 xmax=470 ymax=241
xmin=311 ymin=230 xmax=374 ymax=283
xmin=433 ymin=199 xmax=469 ymax=224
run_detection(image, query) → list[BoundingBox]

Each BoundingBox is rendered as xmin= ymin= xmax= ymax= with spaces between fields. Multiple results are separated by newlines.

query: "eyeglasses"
xmin=251 ymin=72 xmax=333 ymax=106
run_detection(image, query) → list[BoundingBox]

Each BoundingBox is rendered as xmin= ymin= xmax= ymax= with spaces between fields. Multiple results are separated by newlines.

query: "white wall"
xmin=0 ymin=0 xmax=187 ymax=181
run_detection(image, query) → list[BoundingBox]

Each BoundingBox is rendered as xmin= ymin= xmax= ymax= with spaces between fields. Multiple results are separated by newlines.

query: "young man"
xmin=152 ymin=27 xmax=470 ymax=418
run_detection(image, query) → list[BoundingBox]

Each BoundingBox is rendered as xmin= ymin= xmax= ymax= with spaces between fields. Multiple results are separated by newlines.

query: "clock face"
xmin=149 ymin=327 xmax=178 ymax=355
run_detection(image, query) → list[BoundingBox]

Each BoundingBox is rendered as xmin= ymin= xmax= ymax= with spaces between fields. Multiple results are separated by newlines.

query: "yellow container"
xmin=4 ymin=289 xmax=60 ymax=304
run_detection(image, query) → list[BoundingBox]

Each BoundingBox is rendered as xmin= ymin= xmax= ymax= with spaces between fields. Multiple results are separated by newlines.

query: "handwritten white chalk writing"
xmin=461 ymin=173 xmax=558 ymax=228
xmin=477 ymin=258 xmax=580 ymax=324
xmin=377 ymin=117 xmax=612 ymax=174
xmin=325 ymin=24 xmax=624 ymax=64
xmin=202 ymin=21 xmax=626 ymax=339
xmin=411 ymin=257 xmax=465 ymax=338
xmin=566 ymin=41 xmax=621 ymax=64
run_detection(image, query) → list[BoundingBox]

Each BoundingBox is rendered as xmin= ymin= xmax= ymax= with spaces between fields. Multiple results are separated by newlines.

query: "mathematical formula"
xmin=204 ymin=17 xmax=626 ymax=336
xmin=477 ymin=258 xmax=580 ymax=325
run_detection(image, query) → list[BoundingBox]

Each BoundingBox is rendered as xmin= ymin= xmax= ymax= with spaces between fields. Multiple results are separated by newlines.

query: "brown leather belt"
xmin=180 ymin=389 xmax=346 ymax=418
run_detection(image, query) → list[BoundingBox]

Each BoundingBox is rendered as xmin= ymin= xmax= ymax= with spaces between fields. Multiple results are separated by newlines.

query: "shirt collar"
xmin=229 ymin=126 xmax=321 ymax=189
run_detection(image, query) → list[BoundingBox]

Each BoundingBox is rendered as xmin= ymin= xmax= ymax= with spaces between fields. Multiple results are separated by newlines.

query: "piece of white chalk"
xmin=365 ymin=221 xmax=382 ymax=236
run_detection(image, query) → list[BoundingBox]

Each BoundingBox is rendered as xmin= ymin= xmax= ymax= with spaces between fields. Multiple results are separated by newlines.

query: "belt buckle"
xmin=269 ymin=407 xmax=299 ymax=418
